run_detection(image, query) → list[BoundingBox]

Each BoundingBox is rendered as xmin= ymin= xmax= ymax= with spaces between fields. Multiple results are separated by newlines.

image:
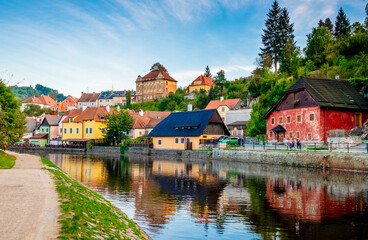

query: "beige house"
xmin=205 ymin=97 xmax=242 ymax=124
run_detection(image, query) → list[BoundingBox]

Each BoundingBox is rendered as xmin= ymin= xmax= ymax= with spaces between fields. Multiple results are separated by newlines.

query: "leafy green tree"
xmin=280 ymin=38 xmax=302 ymax=75
xmin=214 ymin=70 xmax=227 ymax=95
xmin=23 ymin=104 xmax=52 ymax=116
xmin=204 ymin=65 xmax=212 ymax=77
xmin=126 ymin=91 xmax=131 ymax=107
xmin=0 ymin=80 xmax=25 ymax=149
xmin=304 ymin=26 xmax=333 ymax=68
xmin=334 ymin=8 xmax=351 ymax=38
xmin=194 ymin=89 xmax=210 ymax=110
xmin=150 ymin=62 xmax=168 ymax=73
xmin=105 ymin=110 xmax=134 ymax=146
xmin=130 ymin=103 xmax=141 ymax=112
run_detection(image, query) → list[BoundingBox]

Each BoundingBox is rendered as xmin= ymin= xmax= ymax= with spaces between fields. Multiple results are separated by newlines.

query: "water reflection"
xmin=47 ymin=153 xmax=368 ymax=240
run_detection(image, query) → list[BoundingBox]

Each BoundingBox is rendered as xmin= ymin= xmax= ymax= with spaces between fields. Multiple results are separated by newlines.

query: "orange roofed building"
xmin=188 ymin=75 xmax=215 ymax=93
xmin=21 ymin=94 xmax=57 ymax=111
xmin=205 ymin=97 xmax=242 ymax=124
xmin=136 ymin=70 xmax=177 ymax=103
xmin=50 ymin=96 xmax=78 ymax=113
xmin=129 ymin=110 xmax=170 ymax=138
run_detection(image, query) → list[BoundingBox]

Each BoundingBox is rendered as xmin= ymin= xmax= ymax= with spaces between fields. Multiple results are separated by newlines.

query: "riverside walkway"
xmin=0 ymin=152 xmax=60 ymax=240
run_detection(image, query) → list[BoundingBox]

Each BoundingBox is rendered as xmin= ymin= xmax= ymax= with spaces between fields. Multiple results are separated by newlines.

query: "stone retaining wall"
xmin=89 ymin=146 xmax=120 ymax=153
xmin=127 ymin=147 xmax=211 ymax=159
xmin=212 ymin=148 xmax=368 ymax=171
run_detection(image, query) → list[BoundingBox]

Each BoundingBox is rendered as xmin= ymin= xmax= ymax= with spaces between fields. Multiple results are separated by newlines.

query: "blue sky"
xmin=0 ymin=0 xmax=366 ymax=97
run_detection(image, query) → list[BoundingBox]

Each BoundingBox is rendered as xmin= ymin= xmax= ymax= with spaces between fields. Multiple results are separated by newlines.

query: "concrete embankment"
xmin=212 ymin=148 xmax=368 ymax=171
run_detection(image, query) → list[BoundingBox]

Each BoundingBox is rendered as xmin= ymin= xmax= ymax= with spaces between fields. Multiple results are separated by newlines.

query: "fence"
xmin=128 ymin=143 xmax=153 ymax=148
xmin=241 ymin=142 xmax=368 ymax=153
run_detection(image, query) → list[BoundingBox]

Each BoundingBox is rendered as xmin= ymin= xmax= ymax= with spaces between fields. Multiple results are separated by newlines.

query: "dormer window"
xmin=69 ymin=118 xmax=72 ymax=123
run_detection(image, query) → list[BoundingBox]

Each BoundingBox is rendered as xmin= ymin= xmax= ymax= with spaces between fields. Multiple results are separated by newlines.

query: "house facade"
xmin=188 ymin=75 xmax=215 ymax=93
xmin=50 ymin=96 xmax=78 ymax=113
xmin=61 ymin=107 xmax=111 ymax=141
xmin=77 ymin=92 xmax=100 ymax=109
xmin=97 ymin=90 xmax=136 ymax=107
xmin=263 ymin=77 xmax=368 ymax=143
xmin=136 ymin=70 xmax=177 ymax=103
xmin=148 ymin=109 xmax=230 ymax=150
xmin=38 ymin=116 xmax=62 ymax=142
xmin=205 ymin=97 xmax=242 ymax=124
xmin=130 ymin=110 xmax=170 ymax=139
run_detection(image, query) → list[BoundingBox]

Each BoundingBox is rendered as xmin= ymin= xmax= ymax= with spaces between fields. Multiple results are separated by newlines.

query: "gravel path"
xmin=0 ymin=152 xmax=60 ymax=240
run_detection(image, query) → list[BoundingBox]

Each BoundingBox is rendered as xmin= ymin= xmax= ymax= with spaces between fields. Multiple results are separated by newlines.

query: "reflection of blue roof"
xmin=148 ymin=109 xmax=230 ymax=137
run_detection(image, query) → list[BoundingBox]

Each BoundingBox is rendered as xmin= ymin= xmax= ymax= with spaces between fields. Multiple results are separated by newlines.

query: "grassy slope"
xmin=0 ymin=151 xmax=16 ymax=169
xmin=41 ymin=157 xmax=150 ymax=240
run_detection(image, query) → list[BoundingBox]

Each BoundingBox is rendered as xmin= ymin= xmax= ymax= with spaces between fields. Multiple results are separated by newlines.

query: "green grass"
xmin=41 ymin=157 xmax=149 ymax=240
xmin=0 ymin=151 xmax=16 ymax=169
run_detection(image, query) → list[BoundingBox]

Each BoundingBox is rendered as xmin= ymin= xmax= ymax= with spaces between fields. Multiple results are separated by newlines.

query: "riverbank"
xmin=0 ymin=151 xmax=150 ymax=240
xmin=0 ymin=151 xmax=60 ymax=239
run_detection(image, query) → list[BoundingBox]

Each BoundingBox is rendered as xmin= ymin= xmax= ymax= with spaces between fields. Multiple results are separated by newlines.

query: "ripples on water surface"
xmin=46 ymin=153 xmax=368 ymax=240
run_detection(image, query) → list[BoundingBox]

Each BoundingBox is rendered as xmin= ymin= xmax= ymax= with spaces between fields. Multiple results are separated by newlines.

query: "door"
xmin=276 ymin=132 xmax=284 ymax=142
xmin=185 ymin=138 xmax=192 ymax=150
xmin=355 ymin=113 xmax=362 ymax=127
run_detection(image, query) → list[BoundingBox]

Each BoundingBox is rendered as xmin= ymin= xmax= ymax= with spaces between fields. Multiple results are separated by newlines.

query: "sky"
xmin=0 ymin=0 xmax=366 ymax=97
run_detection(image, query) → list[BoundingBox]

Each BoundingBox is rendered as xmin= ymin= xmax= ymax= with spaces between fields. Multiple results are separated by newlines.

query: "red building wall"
xmin=266 ymin=106 xmax=368 ymax=142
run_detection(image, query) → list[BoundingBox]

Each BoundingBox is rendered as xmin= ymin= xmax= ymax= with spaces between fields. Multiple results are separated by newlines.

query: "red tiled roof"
xmin=139 ymin=71 xmax=177 ymax=82
xmin=132 ymin=111 xmax=170 ymax=129
xmin=73 ymin=107 xmax=114 ymax=122
xmin=205 ymin=98 xmax=241 ymax=110
xmin=62 ymin=109 xmax=83 ymax=123
xmin=38 ymin=94 xmax=57 ymax=105
xmin=50 ymin=96 xmax=78 ymax=112
xmin=189 ymin=76 xmax=215 ymax=87
xmin=22 ymin=96 xmax=42 ymax=104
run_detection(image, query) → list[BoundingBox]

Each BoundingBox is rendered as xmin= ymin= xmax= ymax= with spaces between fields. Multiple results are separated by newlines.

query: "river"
xmin=45 ymin=153 xmax=368 ymax=240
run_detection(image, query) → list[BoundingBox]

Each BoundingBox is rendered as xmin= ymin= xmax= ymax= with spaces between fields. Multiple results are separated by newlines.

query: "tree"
xmin=126 ymin=91 xmax=131 ymax=107
xmin=0 ymin=80 xmax=25 ymax=149
xmin=105 ymin=110 xmax=134 ymax=146
xmin=304 ymin=26 xmax=333 ymax=68
xmin=214 ymin=70 xmax=227 ymax=95
xmin=280 ymin=38 xmax=301 ymax=75
xmin=204 ymin=65 xmax=212 ymax=77
xmin=257 ymin=53 xmax=273 ymax=69
xmin=324 ymin=18 xmax=334 ymax=33
xmin=335 ymin=8 xmax=351 ymax=38
xmin=261 ymin=1 xmax=294 ymax=72
xmin=23 ymin=104 xmax=52 ymax=116
xmin=150 ymin=62 xmax=168 ymax=73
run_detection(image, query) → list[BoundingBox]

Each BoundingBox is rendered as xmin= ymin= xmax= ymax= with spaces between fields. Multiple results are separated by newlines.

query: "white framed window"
xmin=76 ymin=128 xmax=79 ymax=134
xmin=70 ymin=128 xmax=72 ymax=134
xmin=175 ymin=138 xmax=179 ymax=144
xmin=101 ymin=128 xmax=106 ymax=134
xmin=64 ymin=128 xmax=66 ymax=134
xmin=181 ymin=138 xmax=185 ymax=144
xmin=89 ymin=128 xmax=92 ymax=134
xmin=86 ymin=128 xmax=88 ymax=134
xmin=158 ymin=139 xmax=162 ymax=145
xmin=69 ymin=118 xmax=73 ymax=123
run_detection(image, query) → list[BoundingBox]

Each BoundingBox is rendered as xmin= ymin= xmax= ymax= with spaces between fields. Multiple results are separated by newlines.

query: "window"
xmin=64 ymin=128 xmax=66 ymax=134
xmin=90 ymin=128 xmax=92 ymax=134
xmin=158 ymin=139 xmax=162 ymax=145
xmin=41 ymin=128 xmax=44 ymax=132
xmin=175 ymin=138 xmax=179 ymax=144
xmin=222 ymin=107 xmax=225 ymax=112
xmin=287 ymin=116 xmax=291 ymax=123
xmin=166 ymin=81 xmax=168 ymax=85
xmin=69 ymin=118 xmax=73 ymax=123
xmin=101 ymin=128 xmax=106 ymax=134
xmin=86 ymin=128 xmax=88 ymax=134
xmin=76 ymin=128 xmax=79 ymax=134
xmin=181 ymin=138 xmax=185 ymax=144
xmin=297 ymin=115 xmax=301 ymax=123
xmin=186 ymin=138 xmax=191 ymax=143
xmin=310 ymin=113 xmax=315 ymax=121
xmin=270 ymin=131 xmax=273 ymax=138
xmin=289 ymin=132 xmax=292 ymax=139
xmin=307 ymin=133 xmax=312 ymax=141
xmin=296 ymin=131 xmax=300 ymax=139
xmin=46 ymin=128 xmax=48 ymax=132
xmin=279 ymin=117 xmax=283 ymax=124
xmin=70 ymin=128 xmax=72 ymax=134
xmin=271 ymin=118 xmax=275 ymax=125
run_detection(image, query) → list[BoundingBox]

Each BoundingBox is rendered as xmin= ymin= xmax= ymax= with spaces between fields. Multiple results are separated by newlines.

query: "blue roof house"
xmin=148 ymin=109 xmax=230 ymax=150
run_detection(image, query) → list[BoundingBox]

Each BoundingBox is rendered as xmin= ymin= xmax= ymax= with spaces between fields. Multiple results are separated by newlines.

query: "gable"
xmin=276 ymin=90 xmax=318 ymax=111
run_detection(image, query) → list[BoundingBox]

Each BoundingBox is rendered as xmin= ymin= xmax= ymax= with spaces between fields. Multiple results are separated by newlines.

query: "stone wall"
xmin=89 ymin=146 xmax=120 ymax=153
xmin=212 ymin=148 xmax=368 ymax=171
xmin=127 ymin=147 xmax=211 ymax=159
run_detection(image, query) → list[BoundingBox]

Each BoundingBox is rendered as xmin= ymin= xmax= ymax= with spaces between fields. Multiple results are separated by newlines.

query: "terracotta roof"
xmin=132 ymin=111 xmax=170 ymax=129
xmin=50 ymin=96 xmax=78 ymax=112
xmin=73 ymin=107 xmax=113 ymax=122
xmin=22 ymin=96 xmax=42 ymax=104
xmin=205 ymin=98 xmax=242 ymax=110
xmin=38 ymin=94 xmax=56 ymax=105
xmin=62 ymin=109 xmax=83 ymax=123
xmin=138 ymin=71 xmax=177 ymax=82
xmin=78 ymin=93 xmax=100 ymax=103
xmin=189 ymin=76 xmax=215 ymax=87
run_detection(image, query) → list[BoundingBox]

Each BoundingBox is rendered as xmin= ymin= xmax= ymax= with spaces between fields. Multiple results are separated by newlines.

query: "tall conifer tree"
xmin=334 ymin=8 xmax=351 ymax=38
xmin=204 ymin=65 xmax=212 ymax=78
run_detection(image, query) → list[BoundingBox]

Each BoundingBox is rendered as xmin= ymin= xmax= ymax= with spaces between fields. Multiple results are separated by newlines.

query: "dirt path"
xmin=0 ymin=152 xmax=60 ymax=240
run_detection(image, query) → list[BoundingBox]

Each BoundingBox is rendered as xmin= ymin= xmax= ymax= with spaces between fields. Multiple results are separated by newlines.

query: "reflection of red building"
xmin=266 ymin=178 xmax=363 ymax=222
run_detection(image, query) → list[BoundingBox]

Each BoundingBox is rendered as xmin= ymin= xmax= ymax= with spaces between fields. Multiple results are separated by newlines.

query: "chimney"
xmin=139 ymin=109 xmax=144 ymax=117
xmin=106 ymin=105 xmax=110 ymax=113
xmin=220 ymin=96 xmax=224 ymax=102
xmin=187 ymin=103 xmax=192 ymax=111
xmin=82 ymin=105 xmax=87 ymax=111
xmin=117 ymin=105 xmax=120 ymax=112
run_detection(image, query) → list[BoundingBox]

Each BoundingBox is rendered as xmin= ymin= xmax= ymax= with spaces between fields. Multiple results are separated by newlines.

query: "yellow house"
xmin=205 ymin=97 xmax=242 ymax=124
xmin=148 ymin=109 xmax=230 ymax=150
xmin=188 ymin=75 xmax=215 ymax=93
xmin=62 ymin=107 xmax=112 ymax=142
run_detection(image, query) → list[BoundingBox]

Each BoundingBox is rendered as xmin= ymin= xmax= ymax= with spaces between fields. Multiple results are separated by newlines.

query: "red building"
xmin=263 ymin=77 xmax=368 ymax=142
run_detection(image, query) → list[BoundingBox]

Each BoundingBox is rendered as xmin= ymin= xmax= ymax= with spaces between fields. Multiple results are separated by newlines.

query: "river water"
xmin=46 ymin=153 xmax=368 ymax=240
